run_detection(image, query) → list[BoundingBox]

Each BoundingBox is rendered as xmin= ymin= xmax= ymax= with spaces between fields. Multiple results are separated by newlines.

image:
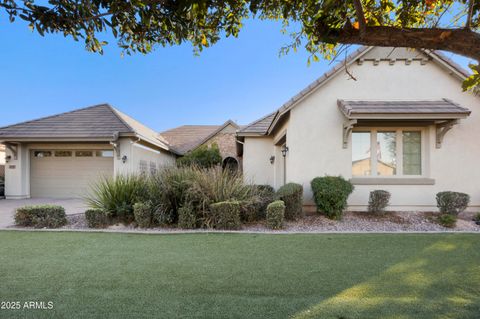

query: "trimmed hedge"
xmin=209 ymin=201 xmax=241 ymax=230
xmin=276 ymin=183 xmax=303 ymax=220
xmin=368 ymin=190 xmax=391 ymax=214
xmin=311 ymin=176 xmax=354 ymax=220
xmin=15 ymin=205 xmax=67 ymax=228
xmin=436 ymin=191 xmax=470 ymax=216
xmin=266 ymin=200 xmax=285 ymax=230
xmin=133 ymin=202 xmax=153 ymax=228
xmin=178 ymin=205 xmax=197 ymax=229
xmin=85 ymin=209 xmax=110 ymax=228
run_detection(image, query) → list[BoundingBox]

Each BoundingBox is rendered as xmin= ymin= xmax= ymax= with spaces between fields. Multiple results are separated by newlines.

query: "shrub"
xmin=368 ymin=190 xmax=391 ymax=214
xmin=85 ymin=209 xmax=109 ymax=228
xmin=0 ymin=176 xmax=4 ymax=197
xmin=85 ymin=175 xmax=148 ymax=223
xmin=15 ymin=205 xmax=67 ymax=228
xmin=311 ymin=176 xmax=354 ymax=220
xmin=253 ymin=185 xmax=276 ymax=219
xmin=473 ymin=213 xmax=480 ymax=225
xmin=178 ymin=204 xmax=197 ymax=229
xmin=436 ymin=191 xmax=470 ymax=216
xmin=177 ymin=143 xmax=222 ymax=168
xmin=209 ymin=201 xmax=241 ymax=230
xmin=133 ymin=202 xmax=153 ymax=228
xmin=438 ymin=214 xmax=457 ymax=228
xmin=276 ymin=183 xmax=303 ymax=220
xmin=266 ymin=200 xmax=285 ymax=230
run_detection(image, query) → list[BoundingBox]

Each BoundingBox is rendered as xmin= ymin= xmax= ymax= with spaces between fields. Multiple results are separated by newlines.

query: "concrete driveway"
xmin=0 ymin=198 xmax=87 ymax=228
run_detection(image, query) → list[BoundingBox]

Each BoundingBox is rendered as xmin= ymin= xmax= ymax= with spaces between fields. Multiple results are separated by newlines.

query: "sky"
xmin=0 ymin=16 xmax=474 ymax=132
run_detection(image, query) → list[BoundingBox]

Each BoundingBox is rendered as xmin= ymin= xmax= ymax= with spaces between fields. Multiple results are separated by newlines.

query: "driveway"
xmin=0 ymin=198 xmax=87 ymax=228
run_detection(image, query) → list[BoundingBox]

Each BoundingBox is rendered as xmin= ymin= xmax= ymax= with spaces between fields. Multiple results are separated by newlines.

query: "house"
xmin=161 ymin=120 xmax=241 ymax=171
xmin=237 ymin=46 xmax=479 ymax=211
xmin=0 ymin=104 xmax=177 ymax=199
xmin=0 ymin=144 xmax=5 ymax=177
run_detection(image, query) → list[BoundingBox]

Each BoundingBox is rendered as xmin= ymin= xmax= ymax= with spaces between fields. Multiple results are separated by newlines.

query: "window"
xmin=33 ymin=151 xmax=52 ymax=158
xmin=54 ymin=150 xmax=72 ymax=157
xmin=96 ymin=150 xmax=114 ymax=158
xmin=75 ymin=151 xmax=93 ymax=157
xmin=352 ymin=129 xmax=422 ymax=176
xmin=139 ymin=160 xmax=148 ymax=175
xmin=150 ymin=162 xmax=157 ymax=175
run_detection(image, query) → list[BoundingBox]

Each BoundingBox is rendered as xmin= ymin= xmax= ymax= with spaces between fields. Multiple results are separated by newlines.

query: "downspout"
xmin=109 ymin=132 xmax=120 ymax=159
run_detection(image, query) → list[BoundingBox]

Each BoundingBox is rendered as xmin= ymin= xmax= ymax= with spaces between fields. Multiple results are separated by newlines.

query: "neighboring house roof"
xmin=238 ymin=112 xmax=277 ymax=135
xmin=240 ymin=46 xmax=473 ymax=136
xmin=338 ymin=99 xmax=471 ymax=120
xmin=160 ymin=120 xmax=239 ymax=155
xmin=0 ymin=104 xmax=173 ymax=152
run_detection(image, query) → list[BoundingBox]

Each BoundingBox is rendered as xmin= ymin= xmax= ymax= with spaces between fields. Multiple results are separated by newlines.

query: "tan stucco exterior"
xmin=242 ymin=47 xmax=480 ymax=211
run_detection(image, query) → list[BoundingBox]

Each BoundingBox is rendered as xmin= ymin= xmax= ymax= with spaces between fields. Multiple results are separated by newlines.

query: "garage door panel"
xmin=30 ymin=151 xmax=114 ymax=198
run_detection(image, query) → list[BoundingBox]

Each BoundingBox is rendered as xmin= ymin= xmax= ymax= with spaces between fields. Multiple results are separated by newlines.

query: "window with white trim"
xmin=352 ymin=129 xmax=423 ymax=177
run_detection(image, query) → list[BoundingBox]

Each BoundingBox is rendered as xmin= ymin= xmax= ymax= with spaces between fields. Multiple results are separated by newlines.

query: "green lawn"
xmin=0 ymin=232 xmax=478 ymax=318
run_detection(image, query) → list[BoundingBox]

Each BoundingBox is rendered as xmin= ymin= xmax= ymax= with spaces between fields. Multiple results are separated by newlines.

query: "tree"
xmin=2 ymin=1 xmax=479 ymax=89
xmin=177 ymin=143 xmax=222 ymax=168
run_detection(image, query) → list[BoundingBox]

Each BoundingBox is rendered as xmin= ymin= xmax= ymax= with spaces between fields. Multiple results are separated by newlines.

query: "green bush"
xmin=133 ymin=202 xmax=153 ymax=228
xmin=368 ymin=190 xmax=391 ymax=214
xmin=209 ymin=201 xmax=241 ymax=230
xmin=177 ymin=143 xmax=222 ymax=168
xmin=436 ymin=191 xmax=470 ymax=216
xmin=473 ymin=213 xmax=480 ymax=225
xmin=276 ymin=183 xmax=303 ymax=220
xmin=438 ymin=214 xmax=457 ymax=228
xmin=266 ymin=200 xmax=285 ymax=230
xmin=15 ymin=205 xmax=67 ymax=228
xmin=178 ymin=204 xmax=197 ymax=229
xmin=311 ymin=176 xmax=354 ymax=220
xmin=85 ymin=175 xmax=147 ymax=223
xmin=85 ymin=209 xmax=110 ymax=228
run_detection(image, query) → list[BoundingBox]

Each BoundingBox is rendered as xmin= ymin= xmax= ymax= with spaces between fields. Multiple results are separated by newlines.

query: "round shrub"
xmin=438 ymin=214 xmax=457 ymax=228
xmin=178 ymin=204 xmax=197 ymax=229
xmin=15 ymin=205 xmax=67 ymax=228
xmin=310 ymin=176 xmax=354 ymax=220
xmin=436 ymin=191 xmax=470 ymax=216
xmin=266 ymin=200 xmax=285 ymax=230
xmin=85 ymin=209 xmax=110 ymax=228
xmin=133 ymin=202 xmax=153 ymax=228
xmin=276 ymin=183 xmax=303 ymax=220
xmin=209 ymin=201 xmax=241 ymax=230
xmin=368 ymin=190 xmax=391 ymax=214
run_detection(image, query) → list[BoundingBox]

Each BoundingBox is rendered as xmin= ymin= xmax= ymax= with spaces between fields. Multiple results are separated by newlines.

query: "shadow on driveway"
xmin=0 ymin=198 xmax=87 ymax=227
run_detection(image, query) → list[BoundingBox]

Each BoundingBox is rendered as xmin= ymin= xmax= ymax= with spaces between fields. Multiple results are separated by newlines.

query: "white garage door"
xmin=30 ymin=149 xmax=114 ymax=198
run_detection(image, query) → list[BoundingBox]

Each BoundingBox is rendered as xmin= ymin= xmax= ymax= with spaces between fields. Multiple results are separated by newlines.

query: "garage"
xmin=30 ymin=149 xmax=114 ymax=198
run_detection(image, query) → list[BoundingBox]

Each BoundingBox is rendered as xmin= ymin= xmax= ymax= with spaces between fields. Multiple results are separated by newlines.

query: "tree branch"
xmin=466 ymin=0 xmax=474 ymax=29
xmin=314 ymin=25 xmax=480 ymax=62
xmin=353 ymin=0 xmax=366 ymax=35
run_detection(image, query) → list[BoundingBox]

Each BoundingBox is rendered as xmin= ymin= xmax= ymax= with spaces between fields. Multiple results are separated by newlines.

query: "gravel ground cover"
xmin=51 ymin=211 xmax=480 ymax=233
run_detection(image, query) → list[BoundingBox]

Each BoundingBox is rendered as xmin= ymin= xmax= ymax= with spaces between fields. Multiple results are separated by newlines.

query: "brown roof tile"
xmin=237 ymin=112 xmax=277 ymax=135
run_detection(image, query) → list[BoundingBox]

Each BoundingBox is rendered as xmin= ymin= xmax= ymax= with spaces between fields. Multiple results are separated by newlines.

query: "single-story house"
xmin=0 ymin=144 xmax=5 ymax=177
xmin=161 ymin=120 xmax=241 ymax=171
xmin=0 ymin=105 xmax=178 ymax=198
xmin=237 ymin=46 xmax=479 ymax=211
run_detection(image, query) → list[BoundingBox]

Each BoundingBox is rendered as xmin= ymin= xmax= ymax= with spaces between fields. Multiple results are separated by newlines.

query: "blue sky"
xmin=0 ymin=17 xmax=474 ymax=131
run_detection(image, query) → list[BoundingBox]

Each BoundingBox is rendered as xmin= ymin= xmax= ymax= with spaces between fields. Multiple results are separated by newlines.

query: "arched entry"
xmin=222 ymin=157 xmax=239 ymax=173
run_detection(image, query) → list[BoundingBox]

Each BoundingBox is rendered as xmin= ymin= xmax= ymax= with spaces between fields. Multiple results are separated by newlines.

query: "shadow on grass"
xmin=292 ymin=237 xmax=480 ymax=319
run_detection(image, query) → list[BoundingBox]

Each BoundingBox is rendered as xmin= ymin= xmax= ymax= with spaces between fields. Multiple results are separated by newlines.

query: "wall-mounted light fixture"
xmin=5 ymin=155 xmax=12 ymax=163
xmin=122 ymin=155 xmax=128 ymax=164
xmin=269 ymin=156 xmax=275 ymax=164
xmin=281 ymin=146 xmax=289 ymax=157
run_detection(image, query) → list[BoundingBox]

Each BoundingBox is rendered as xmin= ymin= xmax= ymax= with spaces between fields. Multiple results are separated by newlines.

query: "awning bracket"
xmin=436 ymin=120 xmax=459 ymax=149
xmin=343 ymin=119 xmax=357 ymax=149
xmin=5 ymin=143 xmax=18 ymax=160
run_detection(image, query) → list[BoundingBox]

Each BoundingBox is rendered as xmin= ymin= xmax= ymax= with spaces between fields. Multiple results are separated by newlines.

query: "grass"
xmin=0 ymin=232 xmax=478 ymax=318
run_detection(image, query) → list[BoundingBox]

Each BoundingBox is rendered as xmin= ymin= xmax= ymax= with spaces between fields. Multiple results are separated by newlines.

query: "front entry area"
xmin=30 ymin=149 xmax=114 ymax=198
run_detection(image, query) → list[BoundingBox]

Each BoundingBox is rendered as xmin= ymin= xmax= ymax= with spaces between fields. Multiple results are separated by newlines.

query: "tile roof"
xmin=338 ymin=99 xmax=471 ymax=118
xmin=160 ymin=120 xmax=239 ymax=155
xmin=0 ymin=104 xmax=171 ymax=151
xmin=237 ymin=112 xmax=277 ymax=135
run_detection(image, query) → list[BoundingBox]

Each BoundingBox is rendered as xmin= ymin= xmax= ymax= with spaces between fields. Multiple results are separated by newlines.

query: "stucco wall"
xmin=242 ymin=137 xmax=274 ymax=185
xmin=244 ymin=47 xmax=480 ymax=211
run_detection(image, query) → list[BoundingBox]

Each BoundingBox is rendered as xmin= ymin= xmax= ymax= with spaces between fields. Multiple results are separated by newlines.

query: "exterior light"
xmin=281 ymin=146 xmax=289 ymax=157
xmin=122 ymin=155 xmax=128 ymax=163
xmin=5 ymin=155 xmax=11 ymax=163
xmin=269 ymin=156 xmax=275 ymax=164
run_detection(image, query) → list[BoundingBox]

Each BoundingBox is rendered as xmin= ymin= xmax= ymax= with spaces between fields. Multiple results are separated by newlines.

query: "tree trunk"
xmin=315 ymin=25 xmax=480 ymax=62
